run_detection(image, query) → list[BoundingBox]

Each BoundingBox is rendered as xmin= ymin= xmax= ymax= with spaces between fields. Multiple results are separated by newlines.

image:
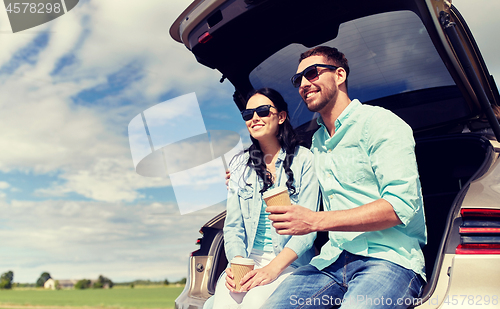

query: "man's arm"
xmin=267 ymin=198 xmax=402 ymax=235
xmin=269 ymin=109 xmax=422 ymax=236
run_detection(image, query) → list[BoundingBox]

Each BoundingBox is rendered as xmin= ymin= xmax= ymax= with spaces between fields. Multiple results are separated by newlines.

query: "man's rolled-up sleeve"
xmin=365 ymin=110 xmax=423 ymax=227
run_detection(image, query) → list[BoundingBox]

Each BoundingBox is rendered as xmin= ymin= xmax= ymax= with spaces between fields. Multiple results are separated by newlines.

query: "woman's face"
xmin=245 ymin=94 xmax=286 ymax=142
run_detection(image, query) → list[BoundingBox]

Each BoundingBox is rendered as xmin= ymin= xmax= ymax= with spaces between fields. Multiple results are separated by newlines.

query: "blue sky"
xmin=0 ymin=0 xmax=498 ymax=284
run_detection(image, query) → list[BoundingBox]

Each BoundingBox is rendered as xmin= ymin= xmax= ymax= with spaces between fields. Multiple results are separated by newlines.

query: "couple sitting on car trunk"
xmin=205 ymin=46 xmax=427 ymax=309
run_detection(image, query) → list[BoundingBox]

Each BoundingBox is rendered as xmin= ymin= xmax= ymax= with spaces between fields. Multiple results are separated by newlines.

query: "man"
xmin=261 ymin=46 xmax=426 ymax=308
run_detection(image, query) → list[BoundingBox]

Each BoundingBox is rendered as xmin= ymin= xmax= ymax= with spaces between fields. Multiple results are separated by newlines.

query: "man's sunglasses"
xmin=291 ymin=64 xmax=339 ymax=88
xmin=241 ymin=104 xmax=277 ymax=121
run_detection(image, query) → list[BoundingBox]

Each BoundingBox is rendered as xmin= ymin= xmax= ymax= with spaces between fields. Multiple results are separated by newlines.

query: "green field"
xmin=0 ymin=286 xmax=184 ymax=309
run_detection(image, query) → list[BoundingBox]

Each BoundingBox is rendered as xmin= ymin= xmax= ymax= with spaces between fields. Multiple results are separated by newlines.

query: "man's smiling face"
xmin=296 ymin=55 xmax=340 ymax=113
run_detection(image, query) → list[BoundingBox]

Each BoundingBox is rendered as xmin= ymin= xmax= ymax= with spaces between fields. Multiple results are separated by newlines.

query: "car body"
xmin=170 ymin=0 xmax=500 ymax=308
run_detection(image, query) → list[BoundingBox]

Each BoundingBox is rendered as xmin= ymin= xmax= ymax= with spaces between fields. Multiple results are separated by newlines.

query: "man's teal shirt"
xmin=310 ymin=99 xmax=427 ymax=280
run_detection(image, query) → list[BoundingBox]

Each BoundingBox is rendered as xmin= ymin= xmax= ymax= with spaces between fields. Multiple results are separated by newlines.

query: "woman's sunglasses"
xmin=291 ymin=64 xmax=339 ymax=88
xmin=241 ymin=104 xmax=277 ymax=121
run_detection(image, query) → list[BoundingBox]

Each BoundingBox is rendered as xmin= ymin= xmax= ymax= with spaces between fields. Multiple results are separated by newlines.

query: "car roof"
xmin=171 ymin=0 xmax=500 ymax=137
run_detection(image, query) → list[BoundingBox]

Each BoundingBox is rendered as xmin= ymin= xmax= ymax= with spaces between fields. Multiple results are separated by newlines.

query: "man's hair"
xmin=299 ymin=46 xmax=350 ymax=86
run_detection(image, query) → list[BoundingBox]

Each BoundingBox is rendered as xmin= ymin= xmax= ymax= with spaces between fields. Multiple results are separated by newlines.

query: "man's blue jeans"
xmin=261 ymin=251 xmax=425 ymax=309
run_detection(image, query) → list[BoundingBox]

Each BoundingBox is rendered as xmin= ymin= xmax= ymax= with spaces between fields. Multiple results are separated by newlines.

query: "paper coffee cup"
xmin=230 ymin=257 xmax=255 ymax=291
xmin=262 ymin=186 xmax=291 ymax=206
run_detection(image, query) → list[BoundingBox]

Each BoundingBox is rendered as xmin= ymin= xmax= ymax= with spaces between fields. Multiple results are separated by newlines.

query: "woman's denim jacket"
xmin=224 ymin=146 xmax=320 ymax=268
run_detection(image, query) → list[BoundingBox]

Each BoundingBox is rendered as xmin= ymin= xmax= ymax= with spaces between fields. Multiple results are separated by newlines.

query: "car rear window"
xmin=249 ymin=10 xmax=470 ymax=131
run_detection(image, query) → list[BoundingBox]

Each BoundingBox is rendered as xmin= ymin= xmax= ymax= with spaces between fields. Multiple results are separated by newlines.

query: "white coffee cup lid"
xmin=262 ymin=186 xmax=288 ymax=199
xmin=230 ymin=257 xmax=255 ymax=265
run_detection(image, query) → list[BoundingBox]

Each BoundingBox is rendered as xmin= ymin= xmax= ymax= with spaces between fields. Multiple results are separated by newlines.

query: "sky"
xmin=0 ymin=0 xmax=498 ymax=284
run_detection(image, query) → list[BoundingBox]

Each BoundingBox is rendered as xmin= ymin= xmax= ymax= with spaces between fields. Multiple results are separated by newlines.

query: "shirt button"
xmin=327 ymin=149 xmax=332 ymax=153
xmin=329 ymin=195 xmax=333 ymax=199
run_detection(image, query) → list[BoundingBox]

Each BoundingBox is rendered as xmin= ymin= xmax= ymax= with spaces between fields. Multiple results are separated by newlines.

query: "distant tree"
xmin=164 ymin=279 xmax=169 ymax=286
xmin=36 ymin=272 xmax=51 ymax=287
xmin=93 ymin=281 xmax=103 ymax=289
xmin=92 ymin=275 xmax=113 ymax=289
xmin=177 ymin=277 xmax=187 ymax=284
xmin=0 ymin=271 xmax=14 ymax=289
xmin=74 ymin=279 xmax=91 ymax=289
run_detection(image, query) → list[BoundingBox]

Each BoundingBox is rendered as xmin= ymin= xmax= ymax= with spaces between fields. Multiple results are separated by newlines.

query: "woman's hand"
xmin=225 ymin=169 xmax=231 ymax=189
xmin=224 ymin=267 xmax=241 ymax=293
xmin=238 ymin=265 xmax=280 ymax=292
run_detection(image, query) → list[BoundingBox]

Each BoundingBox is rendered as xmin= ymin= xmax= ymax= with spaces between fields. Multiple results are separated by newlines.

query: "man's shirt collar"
xmin=316 ymin=99 xmax=361 ymax=132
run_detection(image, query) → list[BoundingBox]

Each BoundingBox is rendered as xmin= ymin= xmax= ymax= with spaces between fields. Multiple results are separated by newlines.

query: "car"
xmin=170 ymin=0 xmax=500 ymax=308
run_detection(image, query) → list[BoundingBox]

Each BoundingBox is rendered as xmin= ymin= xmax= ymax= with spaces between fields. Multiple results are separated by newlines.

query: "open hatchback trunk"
xmin=171 ymin=0 xmax=500 ymax=308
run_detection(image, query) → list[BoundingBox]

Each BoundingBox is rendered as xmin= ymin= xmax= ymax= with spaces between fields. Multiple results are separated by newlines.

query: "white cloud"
xmin=34 ymin=157 xmax=169 ymax=202
xmin=0 ymin=0 xmax=234 ymax=283
xmin=48 ymin=0 xmax=231 ymax=104
xmin=0 ymin=77 xmax=119 ymax=171
xmin=0 ymin=181 xmax=11 ymax=199
xmin=0 ymin=0 xmax=237 ymax=204
xmin=0 ymin=181 xmax=10 ymax=189
xmin=0 ymin=199 xmax=225 ymax=283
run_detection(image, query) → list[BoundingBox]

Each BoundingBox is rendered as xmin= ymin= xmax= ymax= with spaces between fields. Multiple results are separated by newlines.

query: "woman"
xmin=209 ymin=88 xmax=319 ymax=308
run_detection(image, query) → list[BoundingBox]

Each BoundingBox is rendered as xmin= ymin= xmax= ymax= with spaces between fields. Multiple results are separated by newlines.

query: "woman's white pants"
xmin=210 ymin=249 xmax=295 ymax=309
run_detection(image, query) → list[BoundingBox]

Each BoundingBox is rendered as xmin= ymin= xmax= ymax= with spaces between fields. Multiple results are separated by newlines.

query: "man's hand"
xmin=238 ymin=265 xmax=280 ymax=292
xmin=267 ymin=205 xmax=319 ymax=235
xmin=269 ymin=199 xmax=403 ymax=234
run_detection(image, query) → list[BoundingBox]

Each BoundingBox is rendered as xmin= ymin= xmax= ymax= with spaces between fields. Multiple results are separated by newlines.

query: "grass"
xmin=0 ymin=285 xmax=184 ymax=309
